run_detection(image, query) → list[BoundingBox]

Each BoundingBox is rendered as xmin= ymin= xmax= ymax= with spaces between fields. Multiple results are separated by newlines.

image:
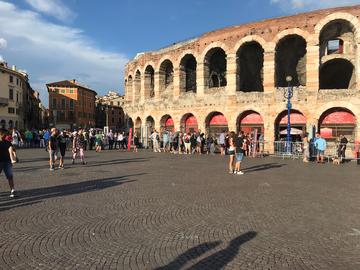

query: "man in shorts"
xmin=315 ymin=133 xmax=327 ymax=163
xmin=234 ymin=131 xmax=245 ymax=175
xmin=0 ymin=129 xmax=16 ymax=197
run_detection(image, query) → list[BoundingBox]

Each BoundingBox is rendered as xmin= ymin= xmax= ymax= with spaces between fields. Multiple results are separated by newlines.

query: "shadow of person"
xmin=243 ymin=163 xmax=285 ymax=173
xmin=154 ymin=241 xmax=221 ymax=270
xmin=186 ymin=231 xmax=257 ymax=270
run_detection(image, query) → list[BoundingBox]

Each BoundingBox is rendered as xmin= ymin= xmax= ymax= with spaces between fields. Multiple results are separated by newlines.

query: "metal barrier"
xmin=273 ymin=141 xmax=304 ymax=159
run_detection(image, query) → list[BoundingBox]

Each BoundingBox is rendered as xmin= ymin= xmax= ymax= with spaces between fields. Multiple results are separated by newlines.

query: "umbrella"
xmin=280 ymin=128 xmax=303 ymax=135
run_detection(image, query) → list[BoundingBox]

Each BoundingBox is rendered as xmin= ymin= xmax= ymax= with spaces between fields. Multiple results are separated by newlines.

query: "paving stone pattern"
xmin=0 ymin=149 xmax=360 ymax=270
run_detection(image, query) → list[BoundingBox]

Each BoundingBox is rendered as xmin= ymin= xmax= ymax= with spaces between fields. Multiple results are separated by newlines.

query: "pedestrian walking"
xmin=150 ymin=130 xmax=161 ymax=153
xmin=219 ymin=131 xmax=226 ymax=155
xmin=72 ymin=129 xmax=87 ymax=165
xmin=133 ymin=133 xmax=139 ymax=152
xmin=338 ymin=134 xmax=348 ymax=162
xmin=57 ymin=129 xmax=69 ymax=169
xmin=48 ymin=128 xmax=58 ymax=171
xmin=234 ymin=131 xmax=245 ymax=175
xmin=302 ymin=133 xmax=309 ymax=163
xmin=0 ymin=129 xmax=17 ymax=197
xmin=228 ymin=132 xmax=236 ymax=174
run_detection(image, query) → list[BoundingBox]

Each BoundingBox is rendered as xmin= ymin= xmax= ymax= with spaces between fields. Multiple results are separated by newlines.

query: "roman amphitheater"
xmin=123 ymin=5 xmax=360 ymax=151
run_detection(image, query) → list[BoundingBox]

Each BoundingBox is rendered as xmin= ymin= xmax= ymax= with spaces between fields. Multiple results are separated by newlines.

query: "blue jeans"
xmin=0 ymin=162 xmax=13 ymax=179
xmin=235 ymin=153 xmax=244 ymax=162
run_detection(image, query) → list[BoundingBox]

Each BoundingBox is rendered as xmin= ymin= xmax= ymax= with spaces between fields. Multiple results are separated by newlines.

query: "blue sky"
xmin=0 ymin=0 xmax=359 ymax=106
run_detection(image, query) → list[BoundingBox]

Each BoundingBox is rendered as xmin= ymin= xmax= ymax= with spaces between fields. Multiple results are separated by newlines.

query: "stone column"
xmin=197 ymin=62 xmax=205 ymax=98
xmin=263 ymin=116 xmax=275 ymax=154
xmin=263 ymin=49 xmax=275 ymax=93
xmin=173 ymin=67 xmax=181 ymax=98
xmin=154 ymin=71 xmax=161 ymax=100
xmin=356 ymin=41 xmax=360 ymax=89
xmin=226 ymin=53 xmax=237 ymax=95
xmin=306 ymin=44 xmax=320 ymax=90
xmin=132 ymin=81 xmax=136 ymax=107
xmin=140 ymin=74 xmax=146 ymax=103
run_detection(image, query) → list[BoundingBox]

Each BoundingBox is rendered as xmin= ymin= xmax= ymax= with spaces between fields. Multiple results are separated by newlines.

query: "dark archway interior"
xmin=320 ymin=59 xmax=354 ymax=89
xmin=180 ymin=54 xmax=197 ymax=92
xmin=145 ymin=65 xmax=155 ymax=98
xmin=160 ymin=60 xmax=174 ymax=90
xmin=275 ymin=35 xmax=307 ymax=87
xmin=237 ymin=42 xmax=264 ymax=92
xmin=205 ymin=48 xmax=227 ymax=88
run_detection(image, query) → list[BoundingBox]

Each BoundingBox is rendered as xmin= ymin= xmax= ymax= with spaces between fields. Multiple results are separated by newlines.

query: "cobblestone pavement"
xmin=0 ymin=149 xmax=360 ymax=270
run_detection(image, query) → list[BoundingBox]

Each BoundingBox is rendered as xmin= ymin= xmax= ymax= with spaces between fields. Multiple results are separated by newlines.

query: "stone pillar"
xmin=356 ymin=41 xmax=360 ymax=89
xmin=140 ymin=74 xmax=146 ymax=103
xmin=154 ymin=71 xmax=161 ymax=100
xmin=263 ymin=49 xmax=275 ymax=93
xmin=173 ymin=67 xmax=181 ymax=98
xmin=263 ymin=117 xmax=275 ymax=154
xmin=226 ymin=53 xmax=237 ymax=95
xmin=306 ymin=44 xmax=320 ymax=90
xmin=132 ymin=81 xmax=136 ymax=107
xmin=197 ymin=62 xmax=205 ymax=98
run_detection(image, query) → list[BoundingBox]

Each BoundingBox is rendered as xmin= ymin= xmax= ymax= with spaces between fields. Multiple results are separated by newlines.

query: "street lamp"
xmin=284 ymin=76 xmax=294 ymax=154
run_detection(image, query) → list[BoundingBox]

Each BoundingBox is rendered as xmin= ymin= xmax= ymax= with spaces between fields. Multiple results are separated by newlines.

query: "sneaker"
xmin=236 ymin=171 xmax=244 ymax=175
xmin=72 ymin=159 xmax=75 ymax=165
xmin=49 ymin=167 xmax=55 ymax=171
xmin=10 ymin=189 xmax=15 ymax=198
xmin=233 ymin=170 xmax=237 ymax=174
xmin=82 ymin=161 xmax=87 ymax=165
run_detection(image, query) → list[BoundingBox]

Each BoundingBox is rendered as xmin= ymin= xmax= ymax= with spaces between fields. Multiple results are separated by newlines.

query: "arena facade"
xmin=123 ymin=5 xmax=360 ymax=151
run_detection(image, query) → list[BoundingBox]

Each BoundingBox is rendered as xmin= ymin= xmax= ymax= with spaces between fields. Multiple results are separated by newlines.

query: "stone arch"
xmin=8 ymin=120 xmax=13 ymax=129
xmin=134 ymin=70 xmax=141 ymax=101
xmin=319 ymin=58 xmax=355 ymax=89
xmin=274 ymin=109 xmax=307 ymax=140
xmin=205 ymin=111 xmax=229 ymax=137
xmin=318 ymin=107 xmax=357 ymax=141
xmin=160 ymin=114 xmax=174 ymax=131
xmin=236 ymin=41 xmax=264 ymax=92
xmin=203 ymin=47 xmax=227 ymax=88
xmin=179 ymin=54 xmax=197 ymax=93
xmin=272 ymin=28 xmax=311 ymax=45
xmin=0 ymin=119 xmax=5 ymax=129
xmin=275 ymin=34 xmax=307 ymax=87
xmin=315 ymin=12 xmax=360 ymax=40
xmin=159 ymin=59 xmax=174 ymax=94
xmin=144 ymin=65 xmax=155 ymax=98
xmin=314 ymin=101 xmax=360 ymax=122
xmin=180 ymin=113 xmax=199 ymax=133
xmin=237 ymin=110 xmax=265 ymax=135
xmin=234 ymin=35 xmax=268 ymax=53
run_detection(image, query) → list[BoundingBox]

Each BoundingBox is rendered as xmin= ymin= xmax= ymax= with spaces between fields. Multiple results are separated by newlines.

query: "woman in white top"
xmin=228 ymin=132 xmax=236 ymax=174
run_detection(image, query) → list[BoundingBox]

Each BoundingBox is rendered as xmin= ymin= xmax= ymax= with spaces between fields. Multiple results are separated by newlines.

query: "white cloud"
xmin=271 ymin=0 xmax=360 ymax=11
xmin=25 ymin=0 xmax=75 ymax=22
xmin=0 ymin=1 xmax=128 ymax=106
xmin=0 ymin=55 xmax=4 ymax=62
xmin=0 ymin=38 xmax=7 ymax=49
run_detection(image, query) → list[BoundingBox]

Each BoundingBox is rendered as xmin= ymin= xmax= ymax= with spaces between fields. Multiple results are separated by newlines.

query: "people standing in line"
xmin=206 ymin=135 xmax=215 ymax=155
xmin=219 ymin=131 xmax=226 ymax=155
xmin=234 ymin=131 xmax=245 ymax=175
xmin=162 ymin=130 xmax=170 ymax=152
xmin=338 ymin=134 xmax=348 ymax=163
xmin=0 ymin=129 xmax=17 ymax=198
xmin=107 ymin=130 xmax=114 ymax=150
xmin=95 ymin=131 xmax=102 ymax=152
xmin=315 ymin=133 xmax=326 ymax=163
xmin=227 ymin=132 xmax=236 ymax=174
xmin=43 ymin=129 xmax=50 ymax=152
xmin=150 ymin=130 xmax=161 ymax=153
xmin=133 ymin=132 xmax=139 ymax=153
xmin=178 ymin=132 xmax=184 ymax=154
xmin=72 ymin=129 xmax=87 ymax=165
xmin=196 ymin=133 xmax=203 ymax=154
xmin=184 ymin=133 xmax=191 ymax=154
xmin=190 ymin=133 xmax=197 ymax=154
xmin=48 ymin=128 xmax=58 ymax=171
xmin=302 ymin=133 xmax=309 ymax=163
xmin=57 ymin=129 xmax=69 ymax=169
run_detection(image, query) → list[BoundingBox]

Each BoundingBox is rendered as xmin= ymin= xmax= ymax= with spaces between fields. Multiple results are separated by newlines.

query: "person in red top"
xmin=0 ymin=129 xmax=17 ymax=198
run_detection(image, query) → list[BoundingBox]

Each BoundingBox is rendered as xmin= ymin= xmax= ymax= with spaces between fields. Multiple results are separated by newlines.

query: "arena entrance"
xmin=275 ymin=110 xmax=306 ymax=141
xmin=237 ymin=110 xmax=264 ymax=137
xmin=180 ymin=114 xmax=198 ymax=133
xmin=206 ymin=112 xmax=228 ymax=137
xmin=160 ymin=115 xmax=175 ymax=132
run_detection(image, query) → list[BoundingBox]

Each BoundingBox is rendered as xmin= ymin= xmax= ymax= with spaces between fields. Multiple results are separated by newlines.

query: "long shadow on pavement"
xmin=0 ymin=173 xmax=144 ymax=212
xmin=243 ymin=163 xmax=286 ymax=173
xmin=155 ymin=231 xmax=257 ymax=270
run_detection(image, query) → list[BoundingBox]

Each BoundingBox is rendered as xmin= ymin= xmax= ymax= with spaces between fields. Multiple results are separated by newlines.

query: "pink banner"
xmin=279 ymin=113 xmax=306 ymax=125
xmin=210 ymin=114 xmax=228 ymax=126
xmin=127 ymin=128 xmax=132 ymax=151
xmin=241 ymin=113 xmax=264 ymax=124
xmin=322 ymin=111 xmax=356 ymax=125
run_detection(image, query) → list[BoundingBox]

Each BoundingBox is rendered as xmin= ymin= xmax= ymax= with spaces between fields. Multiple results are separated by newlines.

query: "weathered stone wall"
xmin=123 ymin=6 xmax=360 ymax=152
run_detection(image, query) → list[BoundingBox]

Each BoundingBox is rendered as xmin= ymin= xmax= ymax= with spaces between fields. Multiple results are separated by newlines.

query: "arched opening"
xmin=205 ymin=112 xmax=228 ymax=137
xmin=160 ymin=115 xmax=174 ymax=132
xmin=145 ymin=116 xmax=155 ymax=147
xmin=144 ymin=65 xmax=155 ymax=98
xmin=275 ymin=110 xmax=306 ymax=141
xmin=15 ymin=121 xmax=18 ymax=129
xmin=180 ymin=113 xmax=199 ymax=133
xmin=237 ymin=42 xmax=264 ymax=92
xmin=319 ymin=108 xmax=356 ymax=142
xmin=127 ymin=75 xmax=133 ymax=100
xmin=319 ymin=59 xmax=355 ymax=89
xmin=134 ymin=70 xmax=141 ymax=101
xmin=275 ymin=35 xmax=307 ymax=87
xmin=180 ymin=54 xmax=197 ymax=93
xmin=0 ymin=119 xmax=5 ymax=129
xmin=8 ymin=120 xmax=13 ymax=129
xmin=159 ymin=60 xmax=174 ymax=94
xmin=204 ymin=48 xmax=227 ymax=88
xmin=320 ymin=19 xmax=355 ymax=58
xmin=237 ymin=110 xmax=264 ymax=137
xmin=135 ymin=117 xmax=142 ymax=138
xmin=127 ymin=117 xmax=134 ymax=131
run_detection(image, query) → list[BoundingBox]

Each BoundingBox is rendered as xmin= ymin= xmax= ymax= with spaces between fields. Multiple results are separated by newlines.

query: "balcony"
xmin=0 ymin=97 xmax=9 ymax=106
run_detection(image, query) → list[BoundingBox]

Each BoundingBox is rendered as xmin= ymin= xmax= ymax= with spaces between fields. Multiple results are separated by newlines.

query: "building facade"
xmin=0 ymin=62 xmax=42 ymax=130
xmin=124 ymin=6 xmax=360 ymax=151
xmin=47 ymin=80 xmax=97 ymax=130
xmin=95 ymin=91 xmax=126 ymax=131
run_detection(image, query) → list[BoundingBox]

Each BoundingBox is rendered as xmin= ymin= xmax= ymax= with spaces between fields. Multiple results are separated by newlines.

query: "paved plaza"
xmin=0 ymin=149 xmax=360 ymax=270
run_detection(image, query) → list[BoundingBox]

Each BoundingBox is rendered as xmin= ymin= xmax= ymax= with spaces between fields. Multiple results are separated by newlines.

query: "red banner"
xmin=322 ymin=111 xmax=356 ymax=125
xmin=127 ymin=128 xmax=132 ymax=151
xmin=320 ymin=127 xmax=333 ymax=138
xmin=209 ymin=114 xmax=228 ymax=126
xmin=241 ymin=112 xmax=264 ymax=124
xmin=279 ymin=113 xmax=306 ymax=125
xmin=165 ymin=117 xmax=174 ymax=127
xmin=185 ymin=116 xmax=198 ymax=126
